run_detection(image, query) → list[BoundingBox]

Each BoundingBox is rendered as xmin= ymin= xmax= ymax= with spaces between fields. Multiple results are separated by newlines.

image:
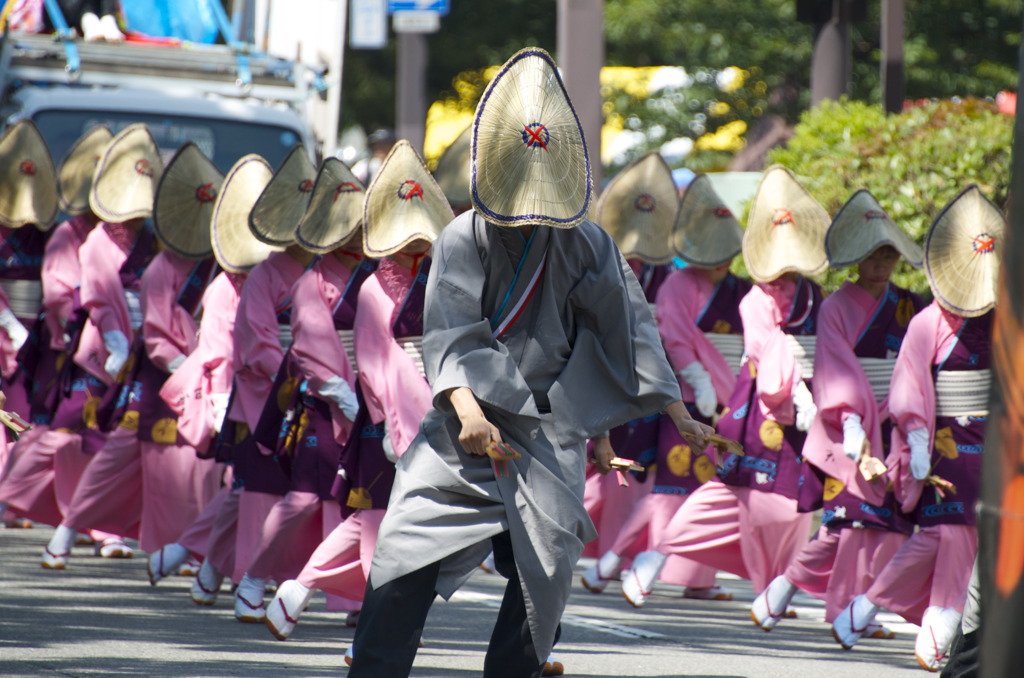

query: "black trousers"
xmin=348 ymin=531 xmax=548 ymax=678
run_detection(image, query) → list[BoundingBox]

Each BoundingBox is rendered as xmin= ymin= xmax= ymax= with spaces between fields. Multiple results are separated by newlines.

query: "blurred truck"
xmin=0 ymin=4 xmax=327 ymax=169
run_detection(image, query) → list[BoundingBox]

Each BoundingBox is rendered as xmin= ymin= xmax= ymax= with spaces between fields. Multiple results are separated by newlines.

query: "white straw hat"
xmin=433 ymin=124 xmax=472 ymax=208
xmin=0 ymin=120 xmax=59 ymax=230
xmin=925 ymin=185 xmax=1005 ymax=317
xmin=743 ymin=165 xmax=829 ymax=283
xmin=826 ymin=189 xmax=923 ymax=268
xmin=153 ymin=143 xmax=224 ymax=260
xmin=211 ymin=155 xmax=281 ymax=274
xmin=595 ymin=151 xmax=677 ymax=264
xmin=471 ymin=47 xmax=592 ymax=228
xmin=248 ymin=144 xmax=316 ymax=247
xmin=672 ymin=173 xmax=744 ymax=268
xmin=296 ymin=157 xmax=365 ymax=254
xmin=89 ymin=123 xmax=163 ymax=223
xmin=364 ymin=140 xmax=453 ymax=257
xmin=58 ymin=126 xmax=113 ymax=216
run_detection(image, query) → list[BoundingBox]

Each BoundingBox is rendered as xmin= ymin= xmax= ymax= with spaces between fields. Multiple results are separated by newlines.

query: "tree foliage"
xmin=340 ymin=1 xmax=556 ymax=133
xmin=339 ymin=1 xmax=1020 ymax=181
xmin=767 ymin=97 xmax=1012 ymax=294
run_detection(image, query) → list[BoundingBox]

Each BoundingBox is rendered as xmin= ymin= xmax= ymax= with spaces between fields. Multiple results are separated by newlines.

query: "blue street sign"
xmin=387 ymin=0 xmax=449 ymax=15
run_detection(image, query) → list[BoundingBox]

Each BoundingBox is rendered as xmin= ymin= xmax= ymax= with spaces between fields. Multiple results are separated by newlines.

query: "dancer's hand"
xmin=666 ymin=401 xmax=713 ymax=450
xmin=449 ymin=387 xmax=503 ymax=456
xmin=593 ymin=436 xmax=615 ymax=474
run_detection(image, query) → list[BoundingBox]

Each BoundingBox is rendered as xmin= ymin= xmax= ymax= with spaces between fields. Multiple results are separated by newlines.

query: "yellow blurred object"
xmin=695 ymin=120 xmax=747 ymax=152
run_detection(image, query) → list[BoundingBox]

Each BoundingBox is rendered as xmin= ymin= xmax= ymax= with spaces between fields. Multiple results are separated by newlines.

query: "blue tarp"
xmin=121 ymin=0 xmax=220 ymax=44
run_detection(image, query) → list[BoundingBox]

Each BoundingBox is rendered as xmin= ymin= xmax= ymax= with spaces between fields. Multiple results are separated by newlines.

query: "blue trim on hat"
xmin=470 ymin=48 xmax=592 ymax=226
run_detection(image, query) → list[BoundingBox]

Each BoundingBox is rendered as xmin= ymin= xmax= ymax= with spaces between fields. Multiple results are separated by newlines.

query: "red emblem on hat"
xmin=864 ymin=209 xmax=889 ymax=220
xmin=634 ymin=193 xmax=656 ymax=213
xmin=298 ymin=179 xmax=314 ymax=193
xmin=712 ymin=207 xmax=733 ymax=218
xmin=398 ymin=180 xmax=424 ymax=201
xmin=195 ymin=183 xmax=216 ymax=204
xmin=771 ymin=208 xmax=794 ymax=229
xmin=973 ymin=233 xmax=996 ymax=254
xmin=18 ymin=160 xmax=36 ymax=176
xmin=135 ymin=159 xmax=154 ymax=177
xmin=334 ymin=182 xmax=361 ymax=202
xmin=521 ymin=122 xmax=549 ymax=151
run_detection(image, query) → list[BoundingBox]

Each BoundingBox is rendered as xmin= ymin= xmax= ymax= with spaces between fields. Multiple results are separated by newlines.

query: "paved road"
xmin=1 ymin=527 xmax=926 ymax=677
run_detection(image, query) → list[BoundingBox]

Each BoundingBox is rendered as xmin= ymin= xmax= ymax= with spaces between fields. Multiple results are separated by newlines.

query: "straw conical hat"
xmin=0 ymin=120 xmax=59 ymax=230
xmin=211 ymin=155 xmax=282 ymax=274
xmin=249 ymin=144 xmax=316 ymax=247
xmin=672 ymin=173 xmax=744 ymax=268
xmin=433 ymin=124 xmax=472 ymax=207
xmin=925 ymin=185 xmax=1005 ymax=317
xmin=826 ymin=189 xmax=923 ymax=268
xmin=296 ymin=157 xmax=365 ymax=253
xmin=595 ymin=152 xmax=677 ymax=264
xmin=742 ymin=165 xmax=829 ymax=283
xmin=153 ymin=143 xmax=224 ymax=260
xmin=471 ymin=47 xmax=592 ymax=228
xmin=364 ymin=140 xmax=453 ymax=257
xmin=89 ymin=124 xmax=163 ymax=223
xmin=58 ymin=126 xmax=113 ymax=216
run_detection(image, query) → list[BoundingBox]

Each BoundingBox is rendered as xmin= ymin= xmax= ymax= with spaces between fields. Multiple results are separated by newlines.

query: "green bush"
xmin=766 ymin=97 xmax=1012 ymax=295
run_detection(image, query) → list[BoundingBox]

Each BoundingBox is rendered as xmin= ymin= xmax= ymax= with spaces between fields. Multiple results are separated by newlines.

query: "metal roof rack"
xmin=0 ymin=0 xmax=325 ymax=105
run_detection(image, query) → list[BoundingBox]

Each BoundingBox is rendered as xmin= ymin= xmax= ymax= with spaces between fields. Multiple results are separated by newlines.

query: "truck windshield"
xmin=32 ymin=110 xmax=303 ymax=171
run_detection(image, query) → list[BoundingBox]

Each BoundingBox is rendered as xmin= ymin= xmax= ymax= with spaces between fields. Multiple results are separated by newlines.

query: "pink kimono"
xmin=37 ymin=223 xmax=153 ymax=540
xmin=583 ymin=262 xmax=670 ymax=559
xmin=240 ymin=255 xmax=361 ymax=588
xmin=0 ymin=216 xmax=101 ymax=528
xmin=784 ymin=281 xmax=923 ymax=621
xmin=601 ymin=268 xmax=748 ymax=588
xmin=861 ymin=302 xmax=986 ymax=622
xmin=163 ymin=271 xmax=246 ymax=562
xmin=134 ymin=251 xmax=221 ymax=551
xmin=0 ymin=224 xmax=48 ymax=384
xmin=293 ymin=257 xmax=432 ymax=603
xmin=226 ymin=251 xmax=310 ymax=583
xmin=63 ymin=250 xmax=220 ymax=550
xmin=161 ymin=272 xmax=247 ymax=456
xmin=630 ymin=277 xmax=819 ymax=595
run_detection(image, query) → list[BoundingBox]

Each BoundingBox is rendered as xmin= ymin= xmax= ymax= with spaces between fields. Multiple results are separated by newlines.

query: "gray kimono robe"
xmin=369 ymin=210 xmax=681 ymax=661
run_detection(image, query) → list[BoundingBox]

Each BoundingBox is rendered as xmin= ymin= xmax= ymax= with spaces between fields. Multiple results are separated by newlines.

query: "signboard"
xmin=392 ymin=9 xmax=441 ymax=33
xmin=387 ymin=0 xmax=449 ymax=15
xmin=351 ymin=0 xmax=388 ymax=49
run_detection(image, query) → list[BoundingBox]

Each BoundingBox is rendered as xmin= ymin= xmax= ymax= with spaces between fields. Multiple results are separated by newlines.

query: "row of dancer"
xmin=578 ymin=157 xmax=1000 ymax=674
xmin=0 ymin=114 xmax=538 ymax=672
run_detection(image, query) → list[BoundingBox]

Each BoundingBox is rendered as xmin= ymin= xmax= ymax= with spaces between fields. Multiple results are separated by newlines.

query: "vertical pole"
xmin=880 ymin=0 xmax=905 ymax=114
xmin=396 ymin=31 xmax=427 ymax=154
xmin=810 ymin=0 xmax=851 ymax=107
xmin=321 ymin=0 xmax=348 ymax=157
xmin=556 ymin=0 xmax=603 ymax=189
xmin=979 ymin=12 xmax=1024 ymax=677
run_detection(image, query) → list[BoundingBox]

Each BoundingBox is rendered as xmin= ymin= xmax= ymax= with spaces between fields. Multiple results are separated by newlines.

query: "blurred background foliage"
xmin=769 ymin=97 xmax=1012 ymax=294
xmin=340 ymin=1 xmax=1017 ymax=294
xmin=342 ymin=0 xmax=1020 ymax=171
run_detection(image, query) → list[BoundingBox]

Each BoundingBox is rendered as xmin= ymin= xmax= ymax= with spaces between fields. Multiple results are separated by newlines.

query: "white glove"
xmin=678 ymin=361 xmax=717 ymax=418
xmin=167 ymin=354 xmax=186 ymax=374
xmin=793 ymin=380 xmax=817 ymax=432
xmin=842 ymin=414 xmax=867 ymax=461
xmin=908 ymin=427 xmax=931 ymax=480
xmin=211 ymin=393 xmax=230 ymax=434
xmin=381 ymin=424 xmax=398 ymax=464
xmin=0 ymin=308 xmax=28 ymax=350
xmin=102 ymin=330 xmax=130 ymax=379
xmin=317 ymin=375 xmax=360 ymax=422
